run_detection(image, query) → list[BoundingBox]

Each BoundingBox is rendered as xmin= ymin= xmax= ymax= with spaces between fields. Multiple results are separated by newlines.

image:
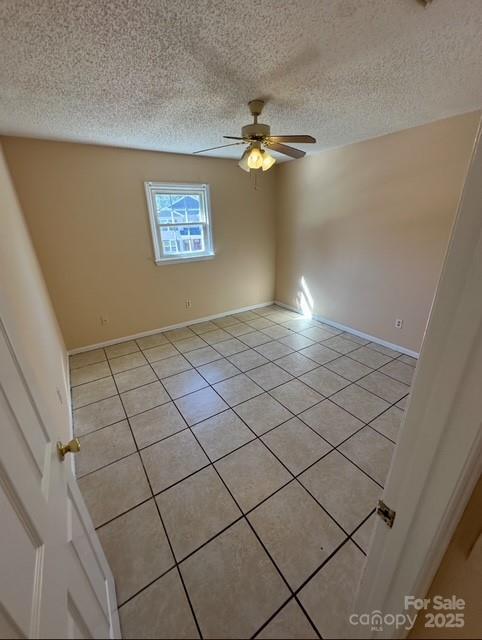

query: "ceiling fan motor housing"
xmin=242 ymin=122 xmax=270 ymax=140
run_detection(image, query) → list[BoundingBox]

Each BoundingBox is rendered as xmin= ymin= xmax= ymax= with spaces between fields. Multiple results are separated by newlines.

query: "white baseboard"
xmin=275 ymin=300 xmax=420 ymax=359
xmin=68 ymin=301 xmax=275 ymax=355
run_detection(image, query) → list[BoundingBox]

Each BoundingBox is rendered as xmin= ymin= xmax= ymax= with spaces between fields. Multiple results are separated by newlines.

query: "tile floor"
xmin=70 ymin=305 xmax=415 ymax=639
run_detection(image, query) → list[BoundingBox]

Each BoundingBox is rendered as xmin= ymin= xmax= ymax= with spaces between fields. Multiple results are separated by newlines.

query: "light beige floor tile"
xmin=105 ymin=340 xmax=139 ymax=359
xmin=262 ymin=418 xmax=331 ymax=475
xmin=151 ymin=354 xmax=192 ymax=378
xmin=299 ymin=450 xmax=381 ymax=531
xmin=141 ymin=430 xmax=209 ymax=493
xmin=339 ymin=426 xmax=394 ymax=486
xmin=184 ymin=345 xmax=222 ymax=366
xmin=157 ymin=467 xmax=241 ymax=560
xmin=70 ymin=348 xmax=106 ymax=370
xmin=396 ymin=395 xmax=409 ymax=410
xmin=109 ymin=351 xmax=147 ymax=374
xmin=129 ymin=402 xmax=187 ymax=449
xmin=380 ymin=359 xmax=415 ymax=385
xmin=281 ymin=318 xmax=318 ymax=332
xmin=270 ymin=380 xmax=323 ymax=415
xmin=192 ymin=410 xmax=255 ymax=461
xmin=248 ymin=482 xmax=345 ymax=590
xmin=70 ymin=361 xmax=111 ymax=387
xmin=180 ymin=520 xmax=289 ymax=639
xmin=246 ymin=362 xmax=293 ymax=391
xmin=165 ymin=327 xmax=196 ymax=342
xmin=161 ymin=369 xmax=208 ymax=399
xmin=234 ymin=310 xmax=259 ymax=321
xmin=98 ymin=500 xmax=173 ymax=604
xmin=212 ymin=315 xmax=240 ymax=328
xmin=202 ymin=328 xmax=232 ymax=345
xmin=121 ymin=381 xmax=170 ymax=417
xmin=367 ymin=342 xmax=400 ymax=358
xmin=136 ymin=332 xmax=169 ymax=350
xmin=299 ymin=327 xmax=335 ymax=342
xmin=71 ymin=376 xmax=117 ymax=409
xmin=228 ymin=349 xmax=269 ymax=372
xmin=77 ymin=420 xmax=135 ymax=477
xmin=369 ymin=405 xmax=404 ymax=442
xmin=399 ymin=354 xmax=417 ymax=367
xmin=353 ymin=513 xmax=376 ymax=552
xmin=299 ymin=541 xmax=365 ymax=639
xmin=189 ymin=320 xmax=218 ymax=334
xmin=143 ymin=343 xmax=179 ymax=363
xmin=340 ymin=331 xmax=370 ymax=346
xmin=321 ymin=335 xmax=360 ymax=354
xmin=300 ymin=366 xmax=350 ymax=397
xmin=357 ymin=371 xmax=409 ymax=403
xmin=114 ymin=365 xmax=156 ymax=393
xmin=331 ymin=384 xmax=390 ymax=422
xmin=279 ymin=333 xmax=316 ymax=350
xmin=299 ymin=400 xmax=363 ymax=446
xmin=262 ymin=325 xmax=293 ymax=339
xmin=234 ymin=393 xmax=293 ymax=436
xmin=256 ymin=600 xmax=317 ymax=639
xmin=348 ymin=346 xmax=392 ymax=368
xmin=215 ymin=440 xmax=291 ymax=512
xmin=175 ymin=336 xmax=206 ymax=353
xmin=213 ymin=338 xmax=249 ymax=357
xmin=225 ymin=322 xmax=255 ymax=337
xmin=324 ymin=355 xmax=373 ymax=382
xmin=73 ymin=396 xmax=126 ymax=436
xmin=213 ymin=374 xmax=263 ymax=406
xmin=175 ymin=387 xmax=228 ymax=425
xmin=298 ymin=343 xmax=339 ymax=365
xmin=119 ymin=568 xmax=199 ymax=639
xmin=247 ymin=317 xmax=276 ymax=330
xmin=78 ymin=453 xmax=150 ymax=527
xmin=274 ymin=352 xmax=318 ymax=377
xmin=197 ymin=358 xmax=240 ymax=384
xmin=255 ymin=341 xmax=294 ymax=360
xmin=239 ymin=330 xmax=273 ymax=348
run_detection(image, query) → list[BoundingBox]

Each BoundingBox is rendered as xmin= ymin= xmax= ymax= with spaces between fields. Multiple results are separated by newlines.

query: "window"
xmin=145 ymin=182 xmax=214 ymax=264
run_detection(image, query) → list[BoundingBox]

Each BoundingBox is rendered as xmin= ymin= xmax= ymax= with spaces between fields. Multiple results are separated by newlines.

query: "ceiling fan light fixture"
xmin=238 ymin=148 xmax=251 ymax=172
xmin=247 ymin=145 xmax=263 ymax=170
xmin=261 ymin=149 xmax=276 ymax=171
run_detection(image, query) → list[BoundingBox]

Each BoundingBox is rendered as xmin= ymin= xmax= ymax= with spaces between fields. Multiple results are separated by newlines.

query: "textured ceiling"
xmin=1 ymin=0 xmax=482 ymax=160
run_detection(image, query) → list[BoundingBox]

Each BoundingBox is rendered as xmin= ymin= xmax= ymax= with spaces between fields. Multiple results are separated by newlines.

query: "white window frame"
xmin=144 ymin=181 xmax=215 ymax=265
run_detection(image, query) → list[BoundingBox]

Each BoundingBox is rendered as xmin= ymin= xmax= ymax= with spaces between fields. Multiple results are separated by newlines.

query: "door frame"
xmin=355 ymin=118 xmax=482 ymax=637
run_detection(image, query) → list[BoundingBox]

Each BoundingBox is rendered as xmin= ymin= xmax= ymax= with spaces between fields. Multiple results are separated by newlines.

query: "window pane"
xmin=155 ymin=193 xmax=203 ymax=224
xmin=160 ymin=225 xmax=205 ymax=255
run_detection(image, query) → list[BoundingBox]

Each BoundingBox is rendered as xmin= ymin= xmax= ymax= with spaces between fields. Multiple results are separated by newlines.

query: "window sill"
xmin=154 ymin=253 xmax=215 ymax=266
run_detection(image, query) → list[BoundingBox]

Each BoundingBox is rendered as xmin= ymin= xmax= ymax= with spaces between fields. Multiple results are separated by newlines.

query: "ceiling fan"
xmin=193 ymin=100 xmax=316 ymax=172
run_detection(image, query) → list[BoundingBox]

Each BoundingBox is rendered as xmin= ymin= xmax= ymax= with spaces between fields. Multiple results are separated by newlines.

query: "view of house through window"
xmin=145 ymin=182 xmax=214 ymax=263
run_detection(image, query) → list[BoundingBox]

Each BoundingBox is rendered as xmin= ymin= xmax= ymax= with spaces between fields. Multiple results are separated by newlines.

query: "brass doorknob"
xmin=57 ymin=438 xmax=80 ymax=461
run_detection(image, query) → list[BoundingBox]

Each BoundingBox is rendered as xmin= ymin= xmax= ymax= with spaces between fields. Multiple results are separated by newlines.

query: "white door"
xmin=0 ymin=316 xmax=120 ymax=639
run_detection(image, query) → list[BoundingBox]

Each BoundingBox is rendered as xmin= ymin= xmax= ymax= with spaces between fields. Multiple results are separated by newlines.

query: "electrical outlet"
xmin=100 ymin=315 xmax=109 ymax=326
xmin=185 ymin=299 xmax=192 ymax=309
xmin=395 ymin=318 xmax=403 ymax=329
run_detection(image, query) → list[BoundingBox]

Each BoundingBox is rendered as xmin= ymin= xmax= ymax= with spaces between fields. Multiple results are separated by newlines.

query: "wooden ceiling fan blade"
xmin=223 ymin=136 xmax=244 ymax=140
xmin=193 ymin=142 xmax=245 ymax=154
xmin=266 ymin=141 xmax=306 ymax=159
xmin=268 ymin=135 xmax=316 ymax=143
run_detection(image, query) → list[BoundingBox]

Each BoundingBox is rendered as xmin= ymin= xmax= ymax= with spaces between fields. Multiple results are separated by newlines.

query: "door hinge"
xmin=377 ymin=499 xmax=396 ymax=528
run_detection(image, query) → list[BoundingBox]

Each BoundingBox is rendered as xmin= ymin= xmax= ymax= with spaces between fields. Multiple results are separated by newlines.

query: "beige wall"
xmin=274 ymin=112 xmax=480 ymax=353
xmin=0 ymin=144 xmax=71 ymax=441
xmin=410 ymin=476 xmax=482 ymax=639
xmin=2 ymin=138 xmax=276 ymax=350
